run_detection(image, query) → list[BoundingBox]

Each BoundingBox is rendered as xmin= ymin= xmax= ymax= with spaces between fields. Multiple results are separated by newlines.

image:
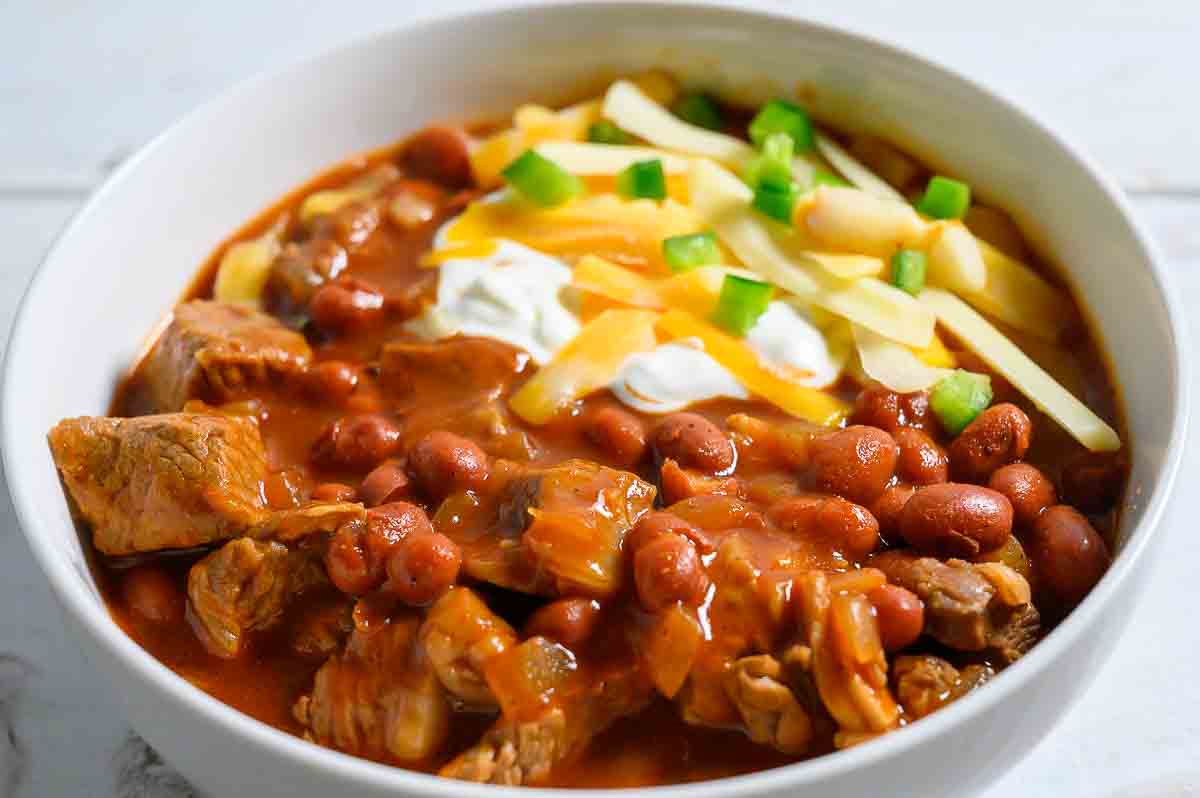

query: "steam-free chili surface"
xmin=55 ymin=82 xmax=1126 ymax=787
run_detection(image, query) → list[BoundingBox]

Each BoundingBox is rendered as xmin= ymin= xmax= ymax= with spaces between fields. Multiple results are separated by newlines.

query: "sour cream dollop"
xmin=610 ymin=339 xmax=749 ymax=414
xmin=744 ymin=301 xmax=842 ymax=389
xmin=410 ymin=240 xmax=580 ymax=364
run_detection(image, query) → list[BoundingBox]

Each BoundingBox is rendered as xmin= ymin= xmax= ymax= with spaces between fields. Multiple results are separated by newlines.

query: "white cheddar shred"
xmin=689 ymin=159 xmax=936 ymax=349
xmin=852 ymin=324 xmax=951 ymax=393
xmin=534 ymin=141 xmax=692 ymax=175
xmin=603 ymin=81 xmax=754 ymax=166
xmin=959 ymin=239 xmax=1073 ymax=342
xmin=814 ymin=133 xmax=909 ymax=204
xmin=919 ymin=288 xmax=1120 ymax=452
xmin=927 ymin=221 xmax=988 ymax=294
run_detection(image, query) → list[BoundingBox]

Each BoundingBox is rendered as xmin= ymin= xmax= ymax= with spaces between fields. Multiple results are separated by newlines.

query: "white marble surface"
xmin=0 ymin=1 xmax=1198 ymax=796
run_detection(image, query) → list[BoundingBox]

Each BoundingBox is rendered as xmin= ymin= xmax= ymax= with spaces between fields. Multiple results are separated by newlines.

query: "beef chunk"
xmin=380 ymin=337 xmax=529 ymax=404
xmin=48 ymin=413 xmax=270 ymax=555
xmin=138 ymin=300 xmax=311 ymax=411
xmin=249 ymin=501 xmax=365 ymax=543
xmin=267 ymin=238 xmax=348 ymax=315
xmin=724 ymin=654 xmax=814 ymax=754
xmin=420 ymin=587 xmax=517 ymax=710
xmin=452 ymin=459 xmax=655 ymax=596
xmin=893 ymin=655 xmax=993 ymax=719
xmin=289 ymin=597 xmax=354 ymax=660
xmin=440 ymin=661 xmax=648 ymax=786
xmin=187 ymin=537 xmax=326 ymax=658
xmin=988 ymin=603 xmax=1040 ymax=664
xmin=873 ymin=552 xmax=1040 ymax=662
xmin=294 ymin=614 xmax=450 ymax=763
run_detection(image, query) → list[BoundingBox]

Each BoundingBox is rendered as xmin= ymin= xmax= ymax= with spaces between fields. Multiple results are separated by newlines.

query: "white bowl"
xmin=2 ymin=2 xmax=1188 ymax=796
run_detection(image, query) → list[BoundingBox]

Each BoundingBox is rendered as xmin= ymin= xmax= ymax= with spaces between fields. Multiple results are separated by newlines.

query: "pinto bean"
xmin=122 ymin=565 xmax=184 ymax=624
xmin=652 ymin=413 xmax=735 ymax=474
xmin=1028 ymin=505 xmax=1111 ymax=605
xmin=402 ymin=126 xmax=474 ymax=189
xmin=1060 ymin=451 xmax=1127 ymax=514
xmin=386 ymin=531 xmax=462 ymax=605
xmin=311 ymin=482 xmax=358 ymax=503
xmin=809 ymin=425 xmax=898 ymax=504
xmin=325 ymin=525 xmax=375 ymax=595
xmin=988 ymin=463 xmax=1057 ymax=527
xmin=309 ymin=277 xmax=385 ymax=333
xmin=869 ymin=483 xmax=916 ymax=540
xmin=626 ymin=511 xmax=714 ymax=557
xmin=850 ymin=383 xmax=932 ymax=434
xmin=895 ymin=428 xmax=949 ymax=485
xmin=303 ymin=360 xmax=360 ymax=405
xmin=359 ymin=460 xmax=411 ymax=507
xmin=868 ymin=584 xmax=924 ymax=652
xmin=524 ymin=598 xmax=604 ymax=648
xmin=768 ymin=495 xmax=880 ymax=561
xmin=312 ymin=413 xmax=403 ymax=469
xmin=408 ymin=431 xmax=490 ymax=501
xmin=584 ymin=406 xmax=647 ymax=468
xmin=634 ymin=533 xmax=710 ymax=613
xmin=949 ymin=403 xmax=1032 ymax=483
xmin=899 ymin=483 xmax=1013 ymax=557
xmin=325 ymin=502 xmax=433 ymax=595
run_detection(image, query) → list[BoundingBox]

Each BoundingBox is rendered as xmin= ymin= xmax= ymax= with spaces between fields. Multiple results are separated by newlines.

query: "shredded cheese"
xmin=603 ymin=80 xmax=754 ymax=166
xmin=534 ymin=141 xmax=692 ymax=175
xmin=509 ymin=309 xmax=660 ymax=424
xmin=689 ymin=159 xmax=936 ymax=348
xmin=958 ymin=238 xmax=1073 ymax=342
xmin=927 ymin=220 xmax=987 ymax=294
xmin=657 ymin=309 xmax=848 ymax=425
xmin=853 ymin=324 xmax=952 ymax=393
xmin=573 ymin=255 xmax=665 ymax=309
xmin=919 ymin=288 xmax=1120 ymax=451
xmin=814 ymin=133 xmax=909 ymax=204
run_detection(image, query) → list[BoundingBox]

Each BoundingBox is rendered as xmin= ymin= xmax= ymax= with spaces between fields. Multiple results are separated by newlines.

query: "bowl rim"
xmin=2 ymin=1 xmax=1190 ymax=795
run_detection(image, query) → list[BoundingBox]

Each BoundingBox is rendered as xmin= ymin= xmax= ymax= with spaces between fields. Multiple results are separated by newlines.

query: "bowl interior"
xmin=1 ymin=1 xmax=1184 ymax=793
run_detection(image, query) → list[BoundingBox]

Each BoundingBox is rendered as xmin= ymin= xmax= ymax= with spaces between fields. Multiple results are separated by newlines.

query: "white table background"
xmin=1 ymin=1 xmax=1198 ymax=795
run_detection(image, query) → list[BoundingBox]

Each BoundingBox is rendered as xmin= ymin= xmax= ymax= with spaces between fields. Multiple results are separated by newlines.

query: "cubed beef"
xmin=249 ymin=500 xmax=365 ymax=543
xmin=187 ymin=537 xmax=326 ymax=659
xmin=380 ymin=336 xmax=529 ymax=404
xmin=48 ymin=413 xmax=270 ymax=555
xmin=294 ymin=614 xmax=450 ymax=763
xmin=893 ymin=655 xmax=993 ymax=719
xmin=267 ymin=238 xmax=348 ymax=315
xmin=873 ymin=552 xmax=1040 ymax=662
xmin=138 ymin=300 xmax=311 ymax=411
xmin=723 ymin=654 xmax=815 ymax=754
xmin=420 ymin=587 xmax=517 ymax=710
xmin=440 ymin=662 xmax=648 ymax=786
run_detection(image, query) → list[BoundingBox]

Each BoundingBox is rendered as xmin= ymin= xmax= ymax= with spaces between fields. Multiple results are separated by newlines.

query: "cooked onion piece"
xmin=212 ymin=214 xmax=287 ymax=308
